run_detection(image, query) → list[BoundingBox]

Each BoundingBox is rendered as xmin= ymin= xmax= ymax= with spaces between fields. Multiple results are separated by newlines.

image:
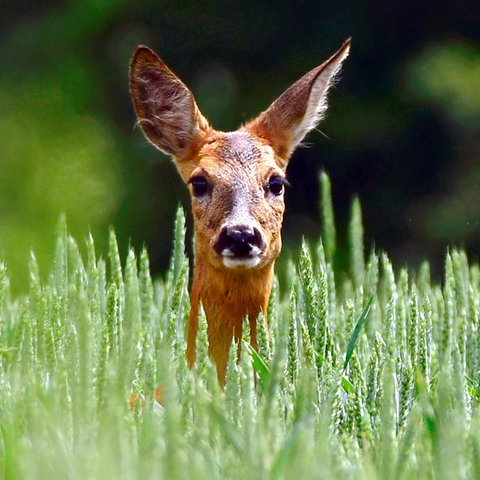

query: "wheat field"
xmin=0 ymin=174 xmax=479 ymax=479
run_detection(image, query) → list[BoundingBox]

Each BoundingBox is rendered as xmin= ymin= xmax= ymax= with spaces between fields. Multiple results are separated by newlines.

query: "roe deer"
xmin=130 ymin=39 xmax=350 ymax=385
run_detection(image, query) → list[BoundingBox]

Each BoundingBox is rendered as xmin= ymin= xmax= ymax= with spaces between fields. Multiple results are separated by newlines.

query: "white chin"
xmin=222 ymin=256 xmax=261 ymax=269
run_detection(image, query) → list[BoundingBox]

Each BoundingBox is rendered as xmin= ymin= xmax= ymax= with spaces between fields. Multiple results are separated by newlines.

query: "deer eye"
xmin=189 ymin=176 xmax=209 ymax=197
xmin=267 ymin=176 xmax=286 ymax=196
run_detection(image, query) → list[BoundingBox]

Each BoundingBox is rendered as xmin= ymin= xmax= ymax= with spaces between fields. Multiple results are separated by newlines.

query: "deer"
xmin=129 ymin=39 xmax=350 ymax=386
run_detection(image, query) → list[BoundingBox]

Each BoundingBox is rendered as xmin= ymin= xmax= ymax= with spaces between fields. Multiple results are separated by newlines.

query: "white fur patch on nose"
xmin=220 ymin=240 xmax=262 ymax=269
xmin=222 ymin=254 xmax=261 ymax=269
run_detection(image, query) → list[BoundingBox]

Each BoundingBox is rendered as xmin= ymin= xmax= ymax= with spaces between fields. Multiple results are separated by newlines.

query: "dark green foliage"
xmin=2 ymin=2 xmax=480 ymax=295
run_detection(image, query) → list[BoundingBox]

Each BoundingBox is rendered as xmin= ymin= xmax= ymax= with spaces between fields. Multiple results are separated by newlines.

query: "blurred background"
xmin=1 ymin=0 xmax=479 ymax=290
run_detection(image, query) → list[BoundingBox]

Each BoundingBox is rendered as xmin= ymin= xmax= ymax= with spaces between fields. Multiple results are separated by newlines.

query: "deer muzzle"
xmin=214 ymin=224 xmax=266 ymax=269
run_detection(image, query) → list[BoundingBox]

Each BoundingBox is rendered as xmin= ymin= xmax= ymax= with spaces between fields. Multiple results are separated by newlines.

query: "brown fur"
xmin=130 ymin=39 xmax=350 ymax=385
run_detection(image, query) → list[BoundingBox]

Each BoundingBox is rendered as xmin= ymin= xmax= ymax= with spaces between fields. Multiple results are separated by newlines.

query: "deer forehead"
xmin=193 ymin=130 xmax=280 ymax=181
xmin=188 ymin=131 xmax=286 ymax=228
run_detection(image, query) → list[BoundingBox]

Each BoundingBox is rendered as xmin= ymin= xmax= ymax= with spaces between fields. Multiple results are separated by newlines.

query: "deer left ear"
xmin=246 ymin=38 xmax=351 ymax=167
xmin=129 ymin=46 xmax=211 ymax=162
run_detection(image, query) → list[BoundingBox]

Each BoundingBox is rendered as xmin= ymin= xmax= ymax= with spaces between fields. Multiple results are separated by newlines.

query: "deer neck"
xmin=193 ymin=256 xmax=274 ymax=324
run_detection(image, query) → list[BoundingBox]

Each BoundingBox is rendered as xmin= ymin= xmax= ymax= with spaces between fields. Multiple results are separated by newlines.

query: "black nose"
xmin=214 ymin=226 xmax=265 ymax=256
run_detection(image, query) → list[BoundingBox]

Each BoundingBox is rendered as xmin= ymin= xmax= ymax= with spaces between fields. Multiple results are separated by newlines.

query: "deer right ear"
xmin=246 ymin=39 xmax=351 ymax=168
xmin=129 ymin=46 xmax=211 ymax=160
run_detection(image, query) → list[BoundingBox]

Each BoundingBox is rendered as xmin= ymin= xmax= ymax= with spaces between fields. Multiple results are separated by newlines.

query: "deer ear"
xmin=246 ymin=38 xmax=351 ymax=167
xmin=129 ymin=46 xmax=211 ymax=160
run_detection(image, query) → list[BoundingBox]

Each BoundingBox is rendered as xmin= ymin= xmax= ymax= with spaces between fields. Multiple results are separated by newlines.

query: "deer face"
xmin=187 ymin=130 xmax=286 ymax=271
xmin=129 ymin=40 xmax=350 ymax=273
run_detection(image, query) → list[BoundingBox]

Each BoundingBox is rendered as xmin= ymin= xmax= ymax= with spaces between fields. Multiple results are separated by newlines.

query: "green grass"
xmin=1 ymin=174 xmax=480 ymax=479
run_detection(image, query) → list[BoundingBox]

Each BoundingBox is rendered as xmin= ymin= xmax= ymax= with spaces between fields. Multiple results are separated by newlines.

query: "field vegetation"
xmin=0 ymin=174 xmax=479 ymax=479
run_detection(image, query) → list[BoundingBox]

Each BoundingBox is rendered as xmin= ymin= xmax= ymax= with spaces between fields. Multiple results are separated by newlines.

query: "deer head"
xmin=130 ymin=39 xmax=350 ymax=384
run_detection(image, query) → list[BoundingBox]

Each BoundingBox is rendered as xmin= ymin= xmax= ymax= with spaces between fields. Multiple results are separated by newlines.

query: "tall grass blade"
xmin=349 ymin=196 xmax=365 ymax=288
xmin=343 ymin=296 xmax=374 ymax=371
xmin=319 ymin=171 xmax=336 ymax=261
